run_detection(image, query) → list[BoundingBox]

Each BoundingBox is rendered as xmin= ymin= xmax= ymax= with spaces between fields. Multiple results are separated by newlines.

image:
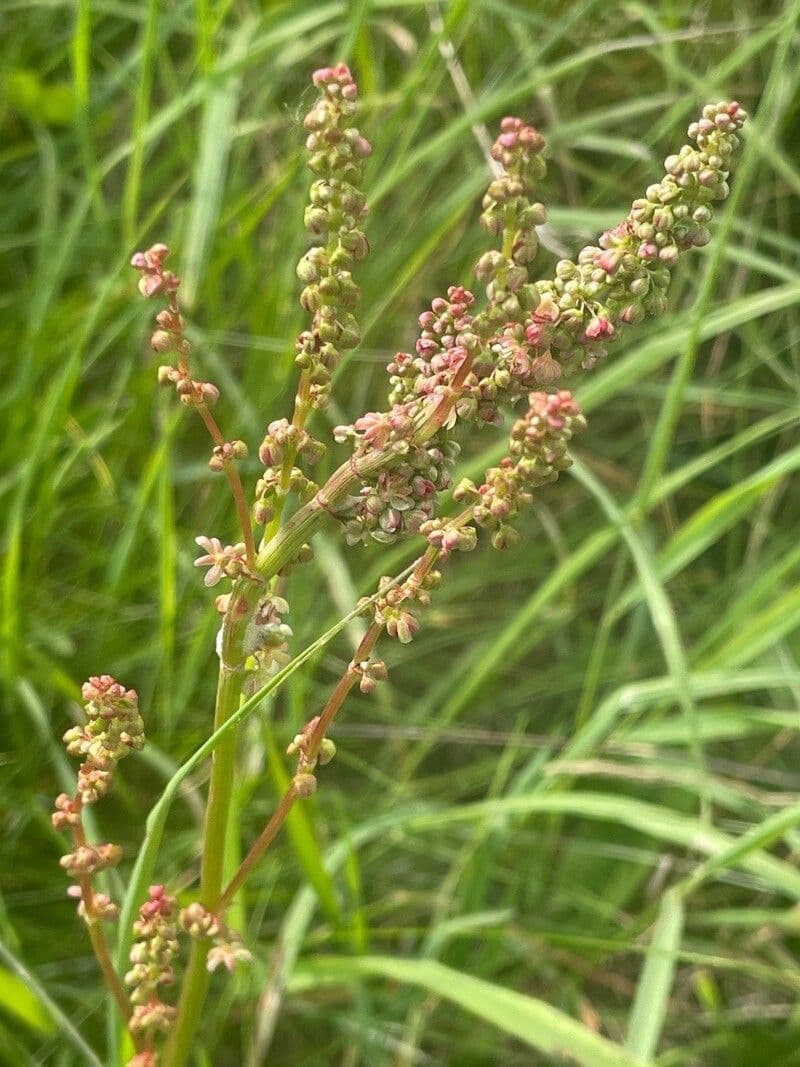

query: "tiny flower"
xmin=584 ymin=316 xmax=614 ymax=340
xmin=60 ymin=843 xmax=122 ymax=877
xmin=317 ymin=738 xmax=337 ymax=765
xmin=351 ymin=657 xmax=389 ymax=695
xmin=208 ymin=440 xmax=248 ymax=472
xmin=125 ymin=886 xmax=179 ymax=1035
xmin=52 ymin=793 xmax=81 ymax=831
xmin=127 ymin=1053 xmax=157 ymax=1067
xmin=194 ymin=536 xmax=248 ymax=586
xmin=207 ymin=939 xmax=253 ymax=974
xmin=293 ymin=772 xmax=318 ymax=797
xmin=130 ymin=243 xmax=179 ymax=299
xmin=130 ymin=1001 xmax=177 ymax=1035
xmin=529 ymin=352 xmax=562 ymax=384
xmin=179 ymin=902 xmax=221 ymax=939
xmin=386 ymin=608 xmax=420 ymax=645
xmin=68 ymin=886 xmax=119 ymax=923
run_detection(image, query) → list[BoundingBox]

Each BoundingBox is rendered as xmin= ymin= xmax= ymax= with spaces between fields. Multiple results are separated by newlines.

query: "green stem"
xmin=163 ymin=580 xmax=258 ymax=1067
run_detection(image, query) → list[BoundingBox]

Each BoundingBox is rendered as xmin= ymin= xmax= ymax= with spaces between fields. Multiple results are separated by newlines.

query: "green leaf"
xmin=0 ymin=965 xmax=54 ymax=1034
xmin=181 ymin=19 xmax=256 ymax=306
xmin=626 ymin=891 xmax=684 ymax=1060
xmin=0 ymin=941 xmax=102 ymax=1066
xmin=292 ymin=956 xmax=654 ymax=1067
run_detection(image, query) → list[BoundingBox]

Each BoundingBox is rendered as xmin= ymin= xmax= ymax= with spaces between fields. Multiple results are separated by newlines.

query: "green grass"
xmin=2 ymin=1 xmax=800 ymax=1064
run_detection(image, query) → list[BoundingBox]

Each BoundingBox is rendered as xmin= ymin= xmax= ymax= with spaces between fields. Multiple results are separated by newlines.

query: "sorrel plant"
xmin=51 ymin=64 xmax=746 ymax=1066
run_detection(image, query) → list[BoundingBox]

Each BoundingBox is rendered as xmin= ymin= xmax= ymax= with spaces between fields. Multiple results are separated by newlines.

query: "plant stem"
xmin=196 ymin=404 xmax=257 ymax=566
xmin=163 ymin=579 xmax=259 ymax=1067
xmin=218 ymin=786 xmax=297 ymax=911
xmin=259 ymin=369 xmax=313 ymax=550
xmin=167 ymin=356 xmax=475 ymax=1064
xmin=87 ymin=917 xmax=133 ymax=1024
xmin=216 ymin=623 xmax=382 ymax=911
xmin=167 ymin=289 xmax=256 ymax=566
xmin=70 ymin=825 xmax=134 ymax=1030
xmin=305 ymin=623 xmax=381 ymax=762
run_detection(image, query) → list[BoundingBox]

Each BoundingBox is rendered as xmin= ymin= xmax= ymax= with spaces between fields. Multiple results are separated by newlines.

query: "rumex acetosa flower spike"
xmin=61 ymin=675 xmax=145 ymax=805
xmin=126 ymin=886 xmax=179 ymax=1040
xmin=456 ymin=389 xmax=586 ymax=550
xmin=295 ymin=64 xmax=372 ymax=409
xmin=253 ymin=419 xmax=326 ymax=526
xmin=477 ymin=118 xmax=548 ymax=333
xmin=515 ymin=101 xmax=747 ymax=379
xmin=54 ymin=676 xmax=143 ymax=951
xmin=131 ymin=244 xmax=222 ymax=409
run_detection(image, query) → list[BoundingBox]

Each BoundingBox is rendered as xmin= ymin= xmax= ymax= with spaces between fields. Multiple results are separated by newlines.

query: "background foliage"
xmin=2 ymin=1 xmax=800 ymax=1064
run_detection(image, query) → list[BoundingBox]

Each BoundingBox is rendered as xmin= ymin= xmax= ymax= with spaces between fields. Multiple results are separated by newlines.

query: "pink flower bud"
xmin=585 ymin=316 xmax=614 ymax=340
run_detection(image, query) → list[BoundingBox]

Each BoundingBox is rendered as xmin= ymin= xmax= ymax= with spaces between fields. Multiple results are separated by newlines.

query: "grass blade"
xmin=292 ymin=956 xmax=655 ymax=1067
xmin=626 ymin=891 xmax=684 ymax=1060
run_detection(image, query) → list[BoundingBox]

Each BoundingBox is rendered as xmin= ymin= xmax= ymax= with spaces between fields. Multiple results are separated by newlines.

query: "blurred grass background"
xmin=2 ymin=0 xmax=800 ymax=1064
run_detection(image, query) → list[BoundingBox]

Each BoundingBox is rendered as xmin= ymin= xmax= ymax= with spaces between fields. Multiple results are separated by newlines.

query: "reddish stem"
xmin=195 ymin=404 xmax=257 ymax=567
xmin=217 ymin=786 xmax=297 ymax=911
xmin=217 ymin=622 xmax=383 ymax=910
xmin=69 ymin=818 xmax=134 ymax=1027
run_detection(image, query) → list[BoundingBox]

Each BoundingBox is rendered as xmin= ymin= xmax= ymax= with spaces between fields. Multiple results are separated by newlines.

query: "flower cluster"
xmin=253 ymin=418 xmax=325 ymax=527
xmin=103 ymin=79 xmax=747 ymax=1061
xmin=371 ymin=567 xmax=442 ymax=644
xmin=59 ymin=841 xmax=122 ymax=878
xmin=349 ymin=657 xmax=388 ymax=695
xmin=131 ymin=243 xmax=179 ymax=299
xmin=456 ymin=390 xmax=586 ymax=548
xmin=178 ymin=902 xmax=252 ymax=974
xmin=126 ymin=886 xmax=179 ymax=1039
xmin=208 ymin=439 xmax=248 ymax=473
xmin=242 ymin=591 xmax=293 ymax=687
xmin=477 ymin=118 xmax=548 ymax=334
xmin=330 ymin=285 xmax=480 ymax=544
xmin=295 ymin=64 xmax=372 ymax=408
xmin=387 ymin=287 xmax=479 ymax=417
xmin=54 ymin=677 xmax=143 ymax=928
xmin=335 ymin=439 xmax=460 ymax=546
xmin=286 ymin=714 xmax=338 ymax=795
xmin=419 ymin=515 xmax=478 ymax=556
xmin=515 ymin=101 xmax=747 ymax=377
xmin=61 ymin=676 xmax=145 ymax=804
xmin=66 ymin=883 xmax=119 ymax=921
xmin=131 ymin=245 xmax=221 ymax=408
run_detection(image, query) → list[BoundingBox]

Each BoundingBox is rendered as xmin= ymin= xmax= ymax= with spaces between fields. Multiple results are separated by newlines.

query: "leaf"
xmin=626 ymin=891 xmax=684 ymax=1059
xmin=181 ymin=20 xmax=256 ymax=306
xmin=0 ymin=941 xmax=102 ymax=1067
xmin=291 ymin=955 xmax=654 ymax=1067
xmin=404 ymin=791 xmax=800 ymax=901
xmin=0 ymin=965 xmax=54 ymax=1034
xmin=570 ymin=460 xmax=707 ymax=813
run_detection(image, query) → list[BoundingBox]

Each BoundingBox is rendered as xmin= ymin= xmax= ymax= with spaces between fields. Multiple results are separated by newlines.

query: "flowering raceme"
xmin=58 ymin=64 xmax=746 ymax=1066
